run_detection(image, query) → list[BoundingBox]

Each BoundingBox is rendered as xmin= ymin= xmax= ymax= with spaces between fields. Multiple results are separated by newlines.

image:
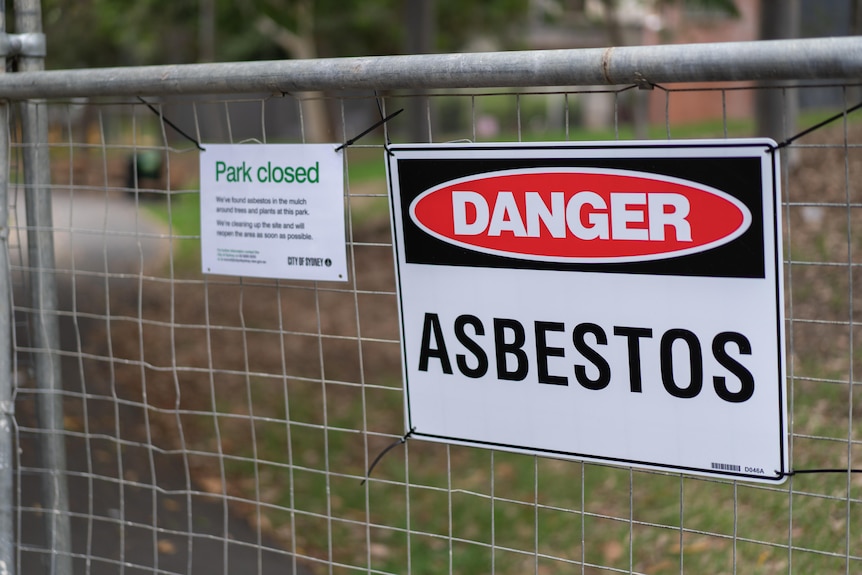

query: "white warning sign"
xmin=200 ymin=143 xmax=347 ymax=281
xmin=387 ymin=140 xmax=788 ymax=483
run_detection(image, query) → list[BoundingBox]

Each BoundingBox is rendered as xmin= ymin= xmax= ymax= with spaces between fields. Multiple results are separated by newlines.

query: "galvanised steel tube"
xmin=15 ymin=0 xmax=72 ymax=573
xmin=0 ymin=37 xmax=859 ymax=99
xmin=0 ymin=5 xmax=13 ymax=575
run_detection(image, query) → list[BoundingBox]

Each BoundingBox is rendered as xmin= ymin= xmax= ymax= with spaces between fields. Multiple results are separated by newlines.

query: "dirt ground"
xmin=72 ymin=189 xmax=403 ymax=566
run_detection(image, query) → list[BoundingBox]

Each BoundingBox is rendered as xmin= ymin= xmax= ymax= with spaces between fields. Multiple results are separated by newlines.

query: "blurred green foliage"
xmin=38 ymin=0 xmax=532 ymax=68
xmin=37 ymin=0 xmax=739 ymax=69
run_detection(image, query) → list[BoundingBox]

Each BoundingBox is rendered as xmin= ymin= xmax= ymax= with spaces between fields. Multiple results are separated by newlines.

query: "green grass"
xmin=163 ymin=192 xmax=202 ymax=237
xmin=506 ymin=108 xmax=856 ymax=143
xmin=145 ymin=191 xmax=202 ymax=269
xmin=346 ymin=146 xmax=387 ymax=183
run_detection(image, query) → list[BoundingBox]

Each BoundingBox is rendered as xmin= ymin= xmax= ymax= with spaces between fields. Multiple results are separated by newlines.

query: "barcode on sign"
xmin=711 ymin=462 xmax=741 ymax=472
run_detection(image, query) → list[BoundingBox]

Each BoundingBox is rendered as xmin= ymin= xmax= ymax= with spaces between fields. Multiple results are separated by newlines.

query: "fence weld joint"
xmin=0 ymin=33 xmax=46 ymax=58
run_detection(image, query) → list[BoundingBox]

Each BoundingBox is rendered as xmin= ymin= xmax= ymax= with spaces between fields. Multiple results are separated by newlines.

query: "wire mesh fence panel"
xmin=5 ymin=63 xmax=862 ymax=575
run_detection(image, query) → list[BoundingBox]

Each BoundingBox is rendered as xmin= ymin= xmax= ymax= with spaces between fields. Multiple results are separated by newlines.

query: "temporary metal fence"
xmin=2 ymin=35 xmax=862 ymax=575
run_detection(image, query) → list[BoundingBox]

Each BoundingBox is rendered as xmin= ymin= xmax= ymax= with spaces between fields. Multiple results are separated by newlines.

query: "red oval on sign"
xmin=408 ymin=168 xmax=752 ymax=263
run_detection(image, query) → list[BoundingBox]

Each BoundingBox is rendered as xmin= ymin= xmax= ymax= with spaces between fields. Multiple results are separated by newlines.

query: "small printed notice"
xmin=200 ymin=144 xmax=347 ymax=281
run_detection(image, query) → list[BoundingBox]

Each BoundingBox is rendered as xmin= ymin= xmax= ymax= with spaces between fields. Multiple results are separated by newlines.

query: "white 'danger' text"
xmin=452 ymin=190 xmax=692 ymax=241
xmin=417 ymin=313 xmax=756 ymax=403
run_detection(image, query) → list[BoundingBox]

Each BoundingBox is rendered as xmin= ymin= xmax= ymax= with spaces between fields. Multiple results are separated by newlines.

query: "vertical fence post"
xmin=13 ymin=1 xmax=72 ymax=573
xmin=756 ymin=0 xmax=800 ymax=144
xmin=0 ymin=2 xmax=14 ymax=572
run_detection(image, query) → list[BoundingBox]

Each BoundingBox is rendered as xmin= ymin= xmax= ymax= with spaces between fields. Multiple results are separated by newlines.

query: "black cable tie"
xmin=137 ymin=96 xmax=205 ymax=151
xmin=335 ymin=108 xmax=403 ymax=153
xmin=360 ymin=427 xmax=415 ymax=486
xmin=774 ymin=468 xmax=862 ymax=478
xmin=773 ymin=99 xmax=862 ymax=151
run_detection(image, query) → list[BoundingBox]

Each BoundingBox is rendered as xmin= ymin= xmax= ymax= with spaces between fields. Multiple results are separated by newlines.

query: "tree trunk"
xmin=255 ymin=0 xmax=331 ymax=143
xmin=405 ymin=0 xmax=435 ymax=142
xmin=756 ymin=0 xmax=799 ymax=146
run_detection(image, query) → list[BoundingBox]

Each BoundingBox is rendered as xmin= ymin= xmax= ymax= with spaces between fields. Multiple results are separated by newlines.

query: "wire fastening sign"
xmin=386 ymin=140 xmax=788 ymax=483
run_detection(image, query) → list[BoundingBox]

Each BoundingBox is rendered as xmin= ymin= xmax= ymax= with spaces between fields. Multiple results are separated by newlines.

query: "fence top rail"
xmin=0 ymin=36 xmax=859 ymax=100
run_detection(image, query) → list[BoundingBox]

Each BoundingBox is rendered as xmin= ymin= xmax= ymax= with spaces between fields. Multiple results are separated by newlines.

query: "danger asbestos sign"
xmin=386 ymin=140 xmax=787 ymax=483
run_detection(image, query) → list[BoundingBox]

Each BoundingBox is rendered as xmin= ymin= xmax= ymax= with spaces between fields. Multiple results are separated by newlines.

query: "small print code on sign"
xmin=711 ymin=462 xmax=742 ymax=472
